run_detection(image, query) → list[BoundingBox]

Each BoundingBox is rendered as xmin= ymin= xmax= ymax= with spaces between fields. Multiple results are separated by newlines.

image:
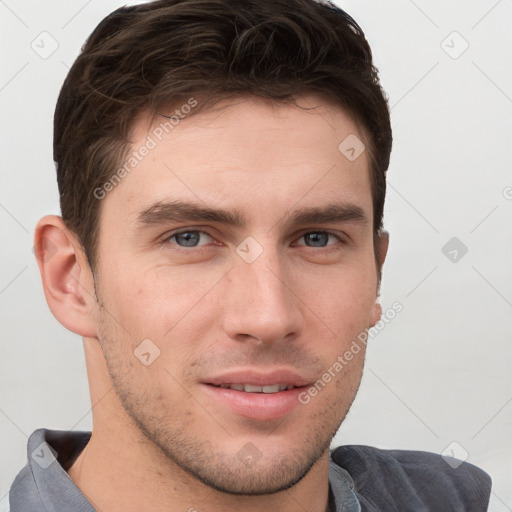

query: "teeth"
xmin=262 ymin=384 xmax=280 ymax=393
xmin=217 ymin=383 xmax=295 ymax=393
xmin=242 ymin=384 xmax=261 ymax=392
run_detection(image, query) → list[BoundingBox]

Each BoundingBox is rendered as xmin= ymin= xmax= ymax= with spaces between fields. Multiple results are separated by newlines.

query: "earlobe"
xmin=369 ymin=301 xmax=382 ymax=328
xmin=34 ymin=215 xmax=97 ymax=338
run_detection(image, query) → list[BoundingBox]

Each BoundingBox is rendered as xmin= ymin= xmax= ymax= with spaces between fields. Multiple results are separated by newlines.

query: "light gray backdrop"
xmin=1 ymin=0 xmax=511 ymax=510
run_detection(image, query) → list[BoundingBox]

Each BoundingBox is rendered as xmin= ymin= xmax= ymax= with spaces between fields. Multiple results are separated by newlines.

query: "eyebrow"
xmin=136 ymin=200 xmax=369 ymax=229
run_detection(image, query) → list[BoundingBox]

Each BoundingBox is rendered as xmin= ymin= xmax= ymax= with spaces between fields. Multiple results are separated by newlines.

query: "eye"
xmin=294 ymin=231 xmax=344 ymax=248
xmin=167 ymin=230 xmax=214 ymax=247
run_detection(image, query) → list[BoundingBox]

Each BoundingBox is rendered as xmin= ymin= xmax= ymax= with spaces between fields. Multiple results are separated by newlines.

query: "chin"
xmin=184 ymin=452 xmax=319 ymax=496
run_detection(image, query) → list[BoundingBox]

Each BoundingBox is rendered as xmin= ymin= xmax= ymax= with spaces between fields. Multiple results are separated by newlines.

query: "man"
xmin=9 ymin=0 xmax=491 ymax=510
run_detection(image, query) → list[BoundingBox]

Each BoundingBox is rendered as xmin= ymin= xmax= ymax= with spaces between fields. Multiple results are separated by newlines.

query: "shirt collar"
xmin=328 ymin=458 xmax=361 ymax=512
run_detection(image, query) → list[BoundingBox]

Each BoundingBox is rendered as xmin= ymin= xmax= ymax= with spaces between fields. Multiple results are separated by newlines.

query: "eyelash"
xmin=162 ymin=229 xmax=347 ymax=252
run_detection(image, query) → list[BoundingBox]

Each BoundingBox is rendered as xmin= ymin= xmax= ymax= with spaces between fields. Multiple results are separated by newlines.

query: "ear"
xmin=34 ymin=215 xmax=98 ymax=338
xmin=369 ymin=230 xmax=389 ymax=328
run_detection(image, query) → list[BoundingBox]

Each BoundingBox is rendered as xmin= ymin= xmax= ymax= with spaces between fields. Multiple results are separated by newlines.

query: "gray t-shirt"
xmin=8 ymin=428 xmax=491 ymax=511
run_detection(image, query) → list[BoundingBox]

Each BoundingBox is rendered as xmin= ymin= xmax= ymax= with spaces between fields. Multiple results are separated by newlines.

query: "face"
xmin=90 ymin=95 xmax=385 ymax=495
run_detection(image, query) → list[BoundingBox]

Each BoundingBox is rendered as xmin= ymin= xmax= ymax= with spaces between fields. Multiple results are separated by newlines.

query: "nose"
xmin=221 ymin=246 xmax=304 ymax=345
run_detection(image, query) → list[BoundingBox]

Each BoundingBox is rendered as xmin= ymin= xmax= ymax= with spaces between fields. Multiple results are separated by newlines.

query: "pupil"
xmin=176 ymin=232 xmax=200 ymax=247
xmin=306 ymin=232 xmax=328 ymax=247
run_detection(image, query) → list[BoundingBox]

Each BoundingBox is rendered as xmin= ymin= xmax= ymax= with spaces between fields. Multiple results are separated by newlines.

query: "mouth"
xmin=202 ymin=370 xmax=312 ymax=420
xmin=211 ymin=383 xmax=297 ymax=393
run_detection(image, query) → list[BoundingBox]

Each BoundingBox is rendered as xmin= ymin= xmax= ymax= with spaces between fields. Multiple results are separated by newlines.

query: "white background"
xmin=1 ymin=0 xmax=511 ymax=510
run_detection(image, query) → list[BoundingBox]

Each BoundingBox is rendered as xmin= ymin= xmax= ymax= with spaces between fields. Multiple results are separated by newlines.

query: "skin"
xmin=35 ymin=94 xmax=388 ymax=512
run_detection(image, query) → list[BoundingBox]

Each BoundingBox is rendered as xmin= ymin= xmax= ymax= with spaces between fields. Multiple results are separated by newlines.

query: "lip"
xmin=204 ymin=369 xmax=311 ymax=388
xmin=201 ymin=369 xmax=312 ymax=421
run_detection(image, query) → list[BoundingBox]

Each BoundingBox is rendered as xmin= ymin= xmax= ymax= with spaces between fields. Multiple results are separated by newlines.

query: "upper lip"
xmin=204 ymin=369 xmax=311 ymax=388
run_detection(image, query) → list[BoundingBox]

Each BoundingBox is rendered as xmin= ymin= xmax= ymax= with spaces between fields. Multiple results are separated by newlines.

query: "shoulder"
xmin=8 ymin=464 xmax=44 ymax=510
xmin=330 ymin=444 xmax=491 ymax=511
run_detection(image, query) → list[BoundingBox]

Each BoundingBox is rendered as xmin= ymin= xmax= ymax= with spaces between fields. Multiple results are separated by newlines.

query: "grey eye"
xmin=302 ymin=232 xmax=332 ymax=247
xmin=172 ymin=231 xmax=202 ymax=247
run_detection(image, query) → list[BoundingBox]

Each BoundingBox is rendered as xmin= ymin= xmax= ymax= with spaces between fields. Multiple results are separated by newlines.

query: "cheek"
xmin=303 ymin=266 xmax=377 ymax=336
xmin=96 ymin=240 xmax=378 ymax=351
xmin=100 ymin=264 xmax=206 ymax=329
xmin=97 ymin=266 xmax=222 ymax=375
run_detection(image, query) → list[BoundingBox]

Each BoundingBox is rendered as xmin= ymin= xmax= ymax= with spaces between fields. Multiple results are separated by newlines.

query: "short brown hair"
xmin=54 ymin=0 xmax=392 ymax=271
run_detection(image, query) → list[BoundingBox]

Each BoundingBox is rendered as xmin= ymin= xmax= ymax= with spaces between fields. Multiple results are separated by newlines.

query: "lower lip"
xmin=201 ymin=384 xmax=307 ymax=421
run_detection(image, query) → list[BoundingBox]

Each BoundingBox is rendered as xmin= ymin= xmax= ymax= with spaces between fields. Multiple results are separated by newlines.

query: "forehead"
xmin=103 ymin=94 xmax=373 ymax=228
